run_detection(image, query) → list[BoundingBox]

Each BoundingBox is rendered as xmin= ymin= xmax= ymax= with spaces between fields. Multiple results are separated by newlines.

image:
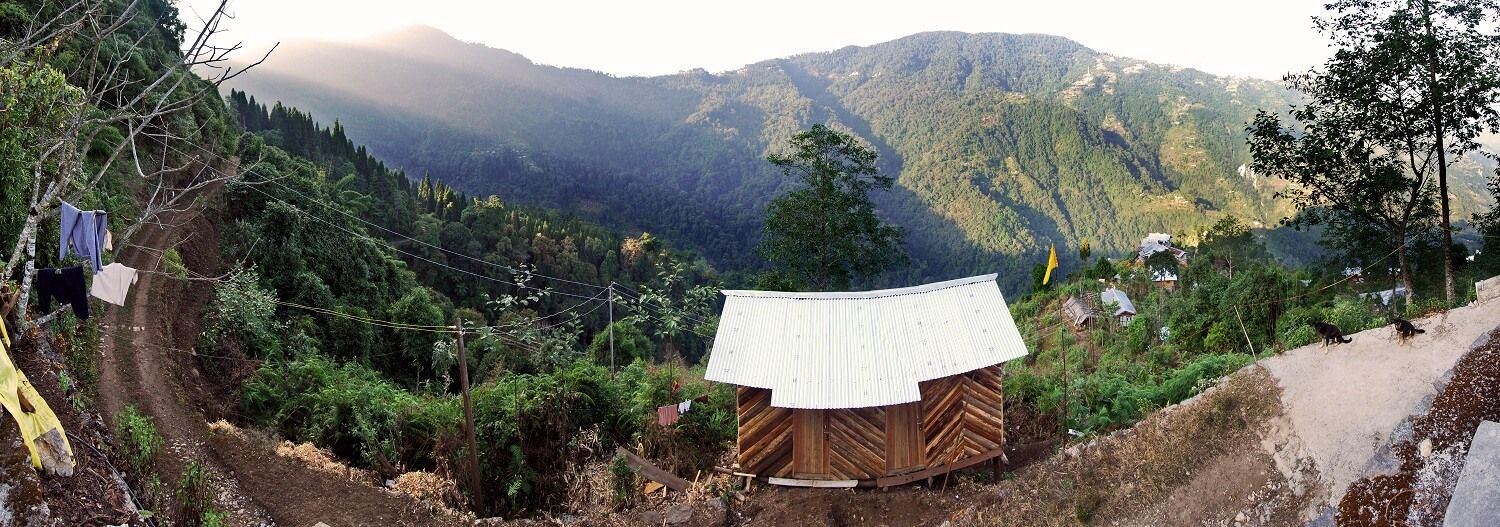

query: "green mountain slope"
xmin=220 ymin=27 xmax=1494 ymax=291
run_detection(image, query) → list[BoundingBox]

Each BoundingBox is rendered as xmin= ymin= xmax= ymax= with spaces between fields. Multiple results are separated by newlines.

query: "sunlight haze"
xmin=185 ymin=0 xmax=1331 ymax=80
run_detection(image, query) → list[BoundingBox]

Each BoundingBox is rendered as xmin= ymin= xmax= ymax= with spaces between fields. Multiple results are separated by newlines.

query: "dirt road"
xmin=97 ymin=184 xmax=452 ymax=526
xmin=1259 ymin=301 xmax=1500 ymax=522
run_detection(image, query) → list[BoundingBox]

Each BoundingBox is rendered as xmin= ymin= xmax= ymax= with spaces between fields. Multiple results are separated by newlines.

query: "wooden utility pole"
xmin=608 ymin=283 xmax=616 ymax=375
xmin=1234 ymin=305 xmax=1255 ymax=355
xmin=456 ymin=316 xmax=484 ymax=513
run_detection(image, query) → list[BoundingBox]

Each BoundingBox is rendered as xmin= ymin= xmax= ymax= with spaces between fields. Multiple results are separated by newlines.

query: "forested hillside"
xmin=220 ymin=27 xmax=1494 ymax=291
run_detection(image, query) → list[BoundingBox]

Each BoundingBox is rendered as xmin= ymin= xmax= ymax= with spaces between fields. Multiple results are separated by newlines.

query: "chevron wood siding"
xmin=737 ymin=387 xmax=793 ymax=477
xmin=734 ymin=365 xmax=1005 ymax=483
xmin=827 ymin=406 xmax=886 ymax=480
xmin=919 ymin=365 xmax=1006 ymax=466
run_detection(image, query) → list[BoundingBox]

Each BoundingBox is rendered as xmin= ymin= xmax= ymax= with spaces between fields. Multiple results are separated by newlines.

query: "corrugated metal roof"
xmin=705 ymin=274 xmax=1029 ymax=409
xmin=1061 ymin=296 xmax=1094 ymax=327
xmin=1101 ymin=288 xmax=1136 ymax=316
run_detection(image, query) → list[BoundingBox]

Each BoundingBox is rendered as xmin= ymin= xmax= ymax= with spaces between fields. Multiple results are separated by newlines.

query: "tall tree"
xmin=758 ymin=124 xmax=905 ymax=291
xmin=1315 ymin=0 xmax=1500 ymax=302
xmin=1248 ymin=101 xmax=1436 ymax=302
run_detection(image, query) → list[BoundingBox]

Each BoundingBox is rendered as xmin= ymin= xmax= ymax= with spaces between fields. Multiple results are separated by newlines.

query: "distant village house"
xmin=1101 ymin=287 xmax=1136 ymax=325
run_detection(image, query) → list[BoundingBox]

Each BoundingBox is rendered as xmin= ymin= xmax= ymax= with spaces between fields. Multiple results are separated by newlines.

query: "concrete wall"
xmin=1477 ymin=274 xmax=1500 ymax=303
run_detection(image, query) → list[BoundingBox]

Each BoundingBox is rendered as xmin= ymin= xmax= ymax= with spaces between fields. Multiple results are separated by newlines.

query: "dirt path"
xmin=1258 ymin=301 xmax=1500 ymax=522
xmin=97 ymin=184 xmax=453 ymax=526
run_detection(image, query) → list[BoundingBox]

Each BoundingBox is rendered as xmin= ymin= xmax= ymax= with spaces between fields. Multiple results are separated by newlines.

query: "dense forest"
xmin=217 ymin=26 xmax=1500 ymax=292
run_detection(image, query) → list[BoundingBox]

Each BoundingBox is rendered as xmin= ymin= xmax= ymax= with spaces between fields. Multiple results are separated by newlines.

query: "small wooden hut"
xmin=1061 ymin=296 xmax=1095 ymax=328
xmin=705 ymin=274 xmax=1030 ymax=487
xmin=1101 ymin=287 xmax=1136 ymax=326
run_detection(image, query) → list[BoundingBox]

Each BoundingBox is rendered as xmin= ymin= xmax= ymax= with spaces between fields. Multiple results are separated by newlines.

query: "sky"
xmin=181 ymin=0 xmax=1333 ymax=81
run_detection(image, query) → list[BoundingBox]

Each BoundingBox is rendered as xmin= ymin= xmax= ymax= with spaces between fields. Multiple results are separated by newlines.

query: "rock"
xmin=665 ymin=504 xmax=694 ymax=524
xmin=557 ymin=513 xmax=580 ymax=525
xmin=1444 ymin=421 xmax=1500 ymax=526
xmin=704 ymin=498 xmax=726 ymax=512
xmin=1419 ymin=438 xmax=1433 ymax=458
xmin=1234 ymin=511 xmax=1247 ymax=524
xmin=639 ymin=511 xmax=664 ymax=525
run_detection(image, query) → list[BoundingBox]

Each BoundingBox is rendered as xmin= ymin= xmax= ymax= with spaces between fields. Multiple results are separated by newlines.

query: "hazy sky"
xmin=182 ymin=0 xmax=1332 ymax=80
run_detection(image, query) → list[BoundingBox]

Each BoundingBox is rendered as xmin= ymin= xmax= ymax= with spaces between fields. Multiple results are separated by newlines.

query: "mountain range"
xmin=221 ymin=26 xmax=1495 ymax=291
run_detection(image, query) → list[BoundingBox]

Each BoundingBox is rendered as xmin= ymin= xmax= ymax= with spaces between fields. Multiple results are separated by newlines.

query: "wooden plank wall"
xmin=792 ymin=409 xmax=828 ymax=476
xmin=737 ymin=364 xmax=1005 ymax=483
xmin=919 ymin=365 xmax=1006 ymax=466
xmin=884 ymin=402 xmax=924 ymax=474
xmin=736 ymin=387 xmax=793 ymax=477
xmin=827 ymin=406 xmax=886 ymax=480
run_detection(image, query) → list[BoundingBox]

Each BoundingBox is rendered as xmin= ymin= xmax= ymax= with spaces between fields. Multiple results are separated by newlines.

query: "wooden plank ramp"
xmin=767 ymin=477 xmax=858 ymax=488
xmin=615 ymin=447 xmax=690 ymax=492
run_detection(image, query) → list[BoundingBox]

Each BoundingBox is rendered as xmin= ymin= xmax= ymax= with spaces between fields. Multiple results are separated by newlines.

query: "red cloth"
xmin=656 ymin=404 xmax=680 ymax=426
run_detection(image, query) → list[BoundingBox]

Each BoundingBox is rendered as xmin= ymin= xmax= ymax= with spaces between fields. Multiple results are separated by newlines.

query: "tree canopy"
xmin=758 ymin=124 xmax=905 ymax=291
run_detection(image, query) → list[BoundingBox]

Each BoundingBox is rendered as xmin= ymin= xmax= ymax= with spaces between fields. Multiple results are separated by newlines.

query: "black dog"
xmin=1392 ymin=318 xmax=1425 ymax=342
xmin=1311 ymin=322 xmax=1353 ymax=347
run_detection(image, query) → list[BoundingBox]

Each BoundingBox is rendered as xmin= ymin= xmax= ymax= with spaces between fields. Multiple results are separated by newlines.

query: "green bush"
xmin=609 ymin=454 xmax=636 ymax=508
xmin=242 ymin=353 xmax=427 ymax=469
xmin=113 ymin=405 xmax=162 ymax=476
xmin=176 ymin=460 xmax=223 ymax=527
xmin=200 ymin=268 xmax=284 ymax=359
xmin=1327 ymin=298 xmax=1383 ymax=335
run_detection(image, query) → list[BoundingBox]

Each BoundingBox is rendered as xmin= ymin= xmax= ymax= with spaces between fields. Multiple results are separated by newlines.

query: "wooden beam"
xmin=768 ymin=477 xmax=858 ymax=488
xmin=873 ymin=446 xmax=1008 ymax=488
xmin=615 ymin=447 xmax=690 ymax=492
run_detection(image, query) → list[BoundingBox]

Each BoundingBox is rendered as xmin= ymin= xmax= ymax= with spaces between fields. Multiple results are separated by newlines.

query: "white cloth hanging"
xmin=89 ymin=263 xmax=138 ymax=306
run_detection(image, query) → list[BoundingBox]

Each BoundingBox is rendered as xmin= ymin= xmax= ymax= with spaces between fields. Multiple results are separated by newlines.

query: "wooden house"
xmin=1061 ymin=295 xmax=1095 ymax=328
xmin=1101 ymin=287 xmax=1136 ymax=326
xmin=705 ymin=274 xmax=1030 ymax=487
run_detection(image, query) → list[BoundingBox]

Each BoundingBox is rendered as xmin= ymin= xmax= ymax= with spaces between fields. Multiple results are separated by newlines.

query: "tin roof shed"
xmin=705 ymin=274 xmax=1029 ymax=410
xmin=1101 ymin=287 xmax=1136 ymax=317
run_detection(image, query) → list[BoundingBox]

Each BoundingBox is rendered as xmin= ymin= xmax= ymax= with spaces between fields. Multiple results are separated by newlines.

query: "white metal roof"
xmin=1101 ymin=287 xmax=1136 ymax=316
xmin=705 ymin=274 xmax=1030 ymax=409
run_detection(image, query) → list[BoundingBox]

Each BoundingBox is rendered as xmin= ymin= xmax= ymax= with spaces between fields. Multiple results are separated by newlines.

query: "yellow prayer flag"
xmin=1043 ymin=243 xmax=1059 ymax=285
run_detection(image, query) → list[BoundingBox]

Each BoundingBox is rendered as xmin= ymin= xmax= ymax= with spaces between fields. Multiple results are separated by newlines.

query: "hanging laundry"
xmin=677 ymin=400 xmax=692 ymax=415
xmin=104 ymin=229 xmax=114 ymax=252
xmin=0 ymin=320 xmax=76 ymax=475
xmin=59 ymin=201 xmax=108 ymax=272
xmin=36 ymin=267 xmax=89 ymax=320
xmin=90 ymin=262 xmax=138 ymax=307
xmin=656 ymin=404 xmax=680 ymax=426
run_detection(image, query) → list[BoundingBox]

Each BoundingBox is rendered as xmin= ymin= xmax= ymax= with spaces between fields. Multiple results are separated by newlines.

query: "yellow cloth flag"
xmin=1043 ymin=243 xmax=1059 ymax=285
xmin=0 ymin=320 xmax=75 ymax=475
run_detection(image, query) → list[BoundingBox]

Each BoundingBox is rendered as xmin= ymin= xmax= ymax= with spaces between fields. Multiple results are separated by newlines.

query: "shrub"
xmin=1327 ymin=297 xmax=1383 ymax=335
xmin=113 ymin=405 xmax=162 ymax=475
xmin=609 ymin=454 xmax=636 ymax=508
xmin=176 ymin=460 xmax=222 ymax=527
xmin=201 ymin=268 xmax=283 ymax=359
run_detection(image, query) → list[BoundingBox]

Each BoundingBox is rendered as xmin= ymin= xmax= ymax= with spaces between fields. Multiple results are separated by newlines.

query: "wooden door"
xmin=791 ymin=409 xmax=828 ymax=477
xmin=885 ymin=402 xmax=925 ymax=475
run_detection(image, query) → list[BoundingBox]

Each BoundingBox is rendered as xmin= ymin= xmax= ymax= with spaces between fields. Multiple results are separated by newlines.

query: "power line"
xmin=160 ymin=140 xmax=714 ymax=329
xmin=166 ymin=140 xmax=610 ymax=294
